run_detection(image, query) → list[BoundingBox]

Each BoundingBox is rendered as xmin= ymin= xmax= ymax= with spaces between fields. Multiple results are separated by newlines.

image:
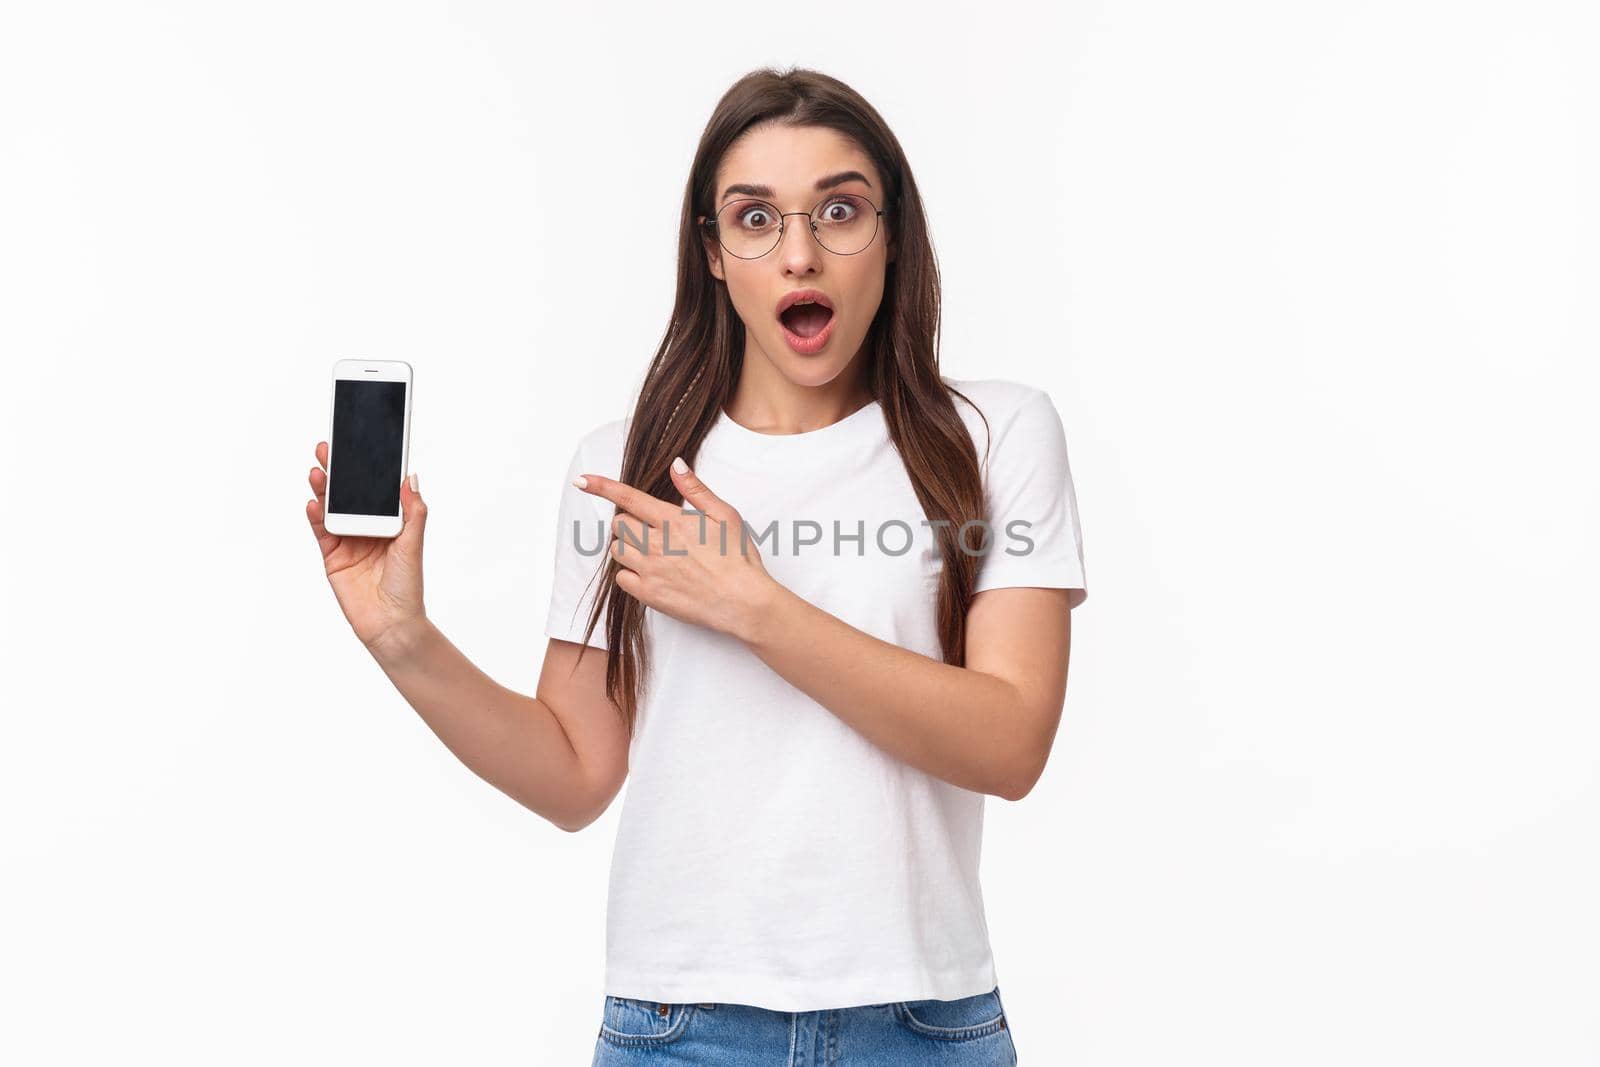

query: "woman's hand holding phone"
xmin=306 ymin=439 xmax=428 ymax=660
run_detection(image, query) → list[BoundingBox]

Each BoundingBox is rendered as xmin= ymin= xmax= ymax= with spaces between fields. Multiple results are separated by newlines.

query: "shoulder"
xmin=568 ymin=415 xmax=630 ymax=479
xmin=942 ymin=375 xmax=1047 ymax=414
xmin=940 ymin=376 xmax=1059 ymax=458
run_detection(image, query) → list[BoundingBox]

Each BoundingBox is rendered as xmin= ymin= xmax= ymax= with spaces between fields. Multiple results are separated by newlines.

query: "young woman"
xmin=305 ymin=67 xmax=1087 ymax=1065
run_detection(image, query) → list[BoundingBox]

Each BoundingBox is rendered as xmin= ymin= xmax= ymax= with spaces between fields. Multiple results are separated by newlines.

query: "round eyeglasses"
xmin=702 ymin=193 xmax=888 ymax=259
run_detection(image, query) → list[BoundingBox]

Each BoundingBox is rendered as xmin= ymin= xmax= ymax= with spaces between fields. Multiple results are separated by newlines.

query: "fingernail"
xmin=671 ymin=456 xmax=688 ymax=475
xmin=408 ymin=473 xmax=419 ymax=494
xmin=572 ymin=475 xmax=588 ymax=489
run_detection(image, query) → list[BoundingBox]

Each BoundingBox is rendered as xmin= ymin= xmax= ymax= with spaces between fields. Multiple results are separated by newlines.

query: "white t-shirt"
xmin=543 ymin=376 xmax=1088 ymax=1012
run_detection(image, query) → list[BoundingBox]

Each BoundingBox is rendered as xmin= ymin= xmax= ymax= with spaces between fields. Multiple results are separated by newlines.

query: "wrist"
xmin=365 ymin=614 xmax=434 ymax=668
xmin=730 ymin=575 xmax=788 ymax=649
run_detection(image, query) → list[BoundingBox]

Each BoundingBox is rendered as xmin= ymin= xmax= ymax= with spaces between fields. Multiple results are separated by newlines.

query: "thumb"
xmin=669 ymin=456 xmax=737 ymax=524
xmin=397 ymin=472 xmax=427 ymax=554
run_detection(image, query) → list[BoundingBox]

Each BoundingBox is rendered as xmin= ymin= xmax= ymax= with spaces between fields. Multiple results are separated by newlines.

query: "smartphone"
xmin=323 ymin=359 xmax=413 ymax=538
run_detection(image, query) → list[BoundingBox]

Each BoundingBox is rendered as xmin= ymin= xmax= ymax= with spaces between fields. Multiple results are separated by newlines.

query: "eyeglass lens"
xmin=714 ymin=194 xmax=881 ymax=258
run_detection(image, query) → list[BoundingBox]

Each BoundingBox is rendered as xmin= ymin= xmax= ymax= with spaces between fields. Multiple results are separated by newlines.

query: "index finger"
xmin=574 ymin=473 xmax=677 ymax=526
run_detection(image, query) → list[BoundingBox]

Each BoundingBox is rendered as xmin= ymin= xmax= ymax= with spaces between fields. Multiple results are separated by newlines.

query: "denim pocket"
xmin=894 ymin=986 xmax=1008 ymax=1040
xmin=597 ymin=996 xmax=696 ymax=1047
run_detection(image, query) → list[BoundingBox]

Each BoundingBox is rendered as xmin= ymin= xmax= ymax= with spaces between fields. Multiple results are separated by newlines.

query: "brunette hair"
xmin=572 ymin=66 xmax=990 ymax=736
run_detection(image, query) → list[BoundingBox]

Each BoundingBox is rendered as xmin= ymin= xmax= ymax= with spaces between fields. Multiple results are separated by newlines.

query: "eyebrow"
xmin=720 ymin=170 xmax=874 ymax=204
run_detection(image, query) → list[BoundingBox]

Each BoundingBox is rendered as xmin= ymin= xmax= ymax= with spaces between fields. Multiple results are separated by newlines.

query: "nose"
xmin=775 ymin=211 xmax=823 ymax=275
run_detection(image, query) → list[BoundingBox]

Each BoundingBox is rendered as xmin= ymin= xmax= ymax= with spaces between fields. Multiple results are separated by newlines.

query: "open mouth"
xmin=778 ymin=302 xmax=834 ymax=339
xmin=775 ymin=289 xmax=837 ymax=355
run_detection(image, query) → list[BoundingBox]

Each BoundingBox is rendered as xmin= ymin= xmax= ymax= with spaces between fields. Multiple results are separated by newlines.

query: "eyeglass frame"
xmin=699 ymin=193 xmax=890 ymax=259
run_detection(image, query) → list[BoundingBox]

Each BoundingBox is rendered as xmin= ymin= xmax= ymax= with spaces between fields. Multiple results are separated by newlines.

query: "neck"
xmin=725 ymin=355 xmax=874 ymax=436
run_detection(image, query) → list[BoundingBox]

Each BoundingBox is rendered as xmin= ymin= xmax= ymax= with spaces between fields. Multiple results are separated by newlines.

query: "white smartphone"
xmin=323 ymin=359 xmax=413 ymax=538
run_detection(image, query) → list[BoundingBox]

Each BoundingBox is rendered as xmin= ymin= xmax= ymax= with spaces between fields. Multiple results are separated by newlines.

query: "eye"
xmin=735 ymin=203 xmax=776 ymax=231
xmin=817 ymin=197 xmax=859 ymax=223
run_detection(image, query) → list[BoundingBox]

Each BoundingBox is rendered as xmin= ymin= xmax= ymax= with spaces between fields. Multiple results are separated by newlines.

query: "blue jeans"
xmin=590 ymin=985 xmax=1018 ymax=1065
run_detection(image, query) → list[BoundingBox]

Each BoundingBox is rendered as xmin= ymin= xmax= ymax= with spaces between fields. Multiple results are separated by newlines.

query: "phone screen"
xmin=329 ymin=379 xmax=407 ymax=516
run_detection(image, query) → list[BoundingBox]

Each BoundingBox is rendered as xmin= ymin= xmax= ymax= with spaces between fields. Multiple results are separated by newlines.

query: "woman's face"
xmin=701 ymin=123 xmax=894 ymax=391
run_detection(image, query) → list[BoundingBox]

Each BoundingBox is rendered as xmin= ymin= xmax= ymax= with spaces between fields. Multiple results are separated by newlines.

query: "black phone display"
xmin=328 ymin=379 xmax=407 ymax=516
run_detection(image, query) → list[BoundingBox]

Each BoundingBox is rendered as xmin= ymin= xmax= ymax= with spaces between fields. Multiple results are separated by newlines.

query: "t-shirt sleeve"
xmin=543 ymin=442 xmax=614 ymax=649
xmin=972 ymin=389 xmax=1089 ymax=608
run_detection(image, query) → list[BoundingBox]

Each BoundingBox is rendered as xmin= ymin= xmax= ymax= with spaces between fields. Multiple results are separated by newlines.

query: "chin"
xmin=781 ymin=355 xmax=856 ymax=389
xmin=763 ymin=332 xmax=863 ymax=386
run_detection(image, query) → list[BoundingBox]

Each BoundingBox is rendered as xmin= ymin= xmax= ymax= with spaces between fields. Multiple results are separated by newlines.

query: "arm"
xmin=736 ymin=581 xmax=1072 ymax=802
xmin=725 ymin=392 xmax=1084 ymax=799
xmin=574 ymin=454 xmax=1077 ymax=804
xmin=367 ymin=621 xmax=629 ymax=832
xmin=305 ymin=440 xmax=628 ymax=834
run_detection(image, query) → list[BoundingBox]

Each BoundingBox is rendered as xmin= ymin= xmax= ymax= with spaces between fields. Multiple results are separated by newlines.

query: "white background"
xmin=2 ymin=1 xmax=1596 ymax=1064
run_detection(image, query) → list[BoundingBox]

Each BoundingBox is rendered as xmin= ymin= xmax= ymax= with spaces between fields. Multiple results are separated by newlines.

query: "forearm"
xmin=365 ymin=618 xmax=593 ymax=830
xmin=736 ymin=583 xmax=1038 ymax=799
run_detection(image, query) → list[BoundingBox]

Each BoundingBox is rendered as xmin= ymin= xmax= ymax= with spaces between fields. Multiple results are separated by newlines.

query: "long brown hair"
xmin=573 ymin=66 xmax=991 ymax=736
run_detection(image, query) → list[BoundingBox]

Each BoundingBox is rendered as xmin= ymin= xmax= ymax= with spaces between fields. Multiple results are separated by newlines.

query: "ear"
xmin=699 ymin=218 xmax=725 ymax=281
